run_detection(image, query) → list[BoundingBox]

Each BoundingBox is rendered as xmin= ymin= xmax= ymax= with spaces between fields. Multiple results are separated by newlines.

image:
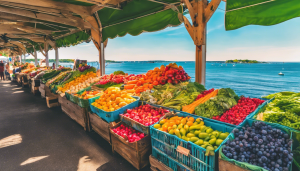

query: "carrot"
xmin=124 ymin=84 xmax=135 ymax=89
xmin=183 ymin=89 xmax=219 ymax=114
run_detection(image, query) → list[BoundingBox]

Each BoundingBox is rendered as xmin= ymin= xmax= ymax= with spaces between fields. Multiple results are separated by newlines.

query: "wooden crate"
xmin=89 ymin=112 xmax=118 ymax=144
xmin=219 ymin=158 xmax=249 ymax=171
xmin=31 ymin=78 xmax=40 ymax=95
xmin=39 ymin=86 xmax=46 ymax=98
xmin=44 ymin=86 xmax=58 ymax=98
xmin=149 ymin=155 xmax=172 ymax=171
xmin=59 ymin=95 xmax=89 ymax=131
xmin=16 ymin=73 xmax=23 ymax=85
xmin=46 ymin=96 xmax=60 ymax=108
xmin=110 ymin=122 xmax=151 ymax=170
xmin=39 ymin=81 xmax=45 ymax=89
xmin=21 ymin=74 xmax=29 ymax=87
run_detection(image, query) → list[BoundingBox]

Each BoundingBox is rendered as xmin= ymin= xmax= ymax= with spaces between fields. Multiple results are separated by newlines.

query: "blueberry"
xmin=254 ymin=136 xmax=258 ymax=141
xmin=257 ymin=151 xmax=263 ymax=157
xmin=277 ymin=159 xmax=282 ymax=165
xmin=226 ymin=153 xmax=233 ymax=158
xmin=275 ymin=164 xmax=280 ymax=168
xmin=261 ymin=156 xmax=267 ymax=162
xmin=233 ymin=155 xmax=237 ymax=160
xmin=258 ymin=139 xmax=263 ymax=144
xmin=262 ymin=130 xmax=267 ymax=134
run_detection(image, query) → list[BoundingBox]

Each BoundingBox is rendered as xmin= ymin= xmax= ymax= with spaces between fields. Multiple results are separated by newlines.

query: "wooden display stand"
xmin=46 ymin=96 xmax=60 ymax=108
xmin=21 ymin=74 xmax=29 ymax=87
xmin=149 ymin=155 xmax=172 ymax=171
xmin=110 ymin=122 xmax=151 ymax=170
xmin=16 ymin=73 xmax=22 ymax=85
xmin=39 ymin=81 xmax=46 ymax=98
xmin=219 ymin=158 xmax=249 ymax=171
xmin=59 ymin=95 xmax=89 ymax=131
xmin=89 ymin=112 xmax=118 ymax=144
xmin=31 ymin=78 xmax=40 ymax=95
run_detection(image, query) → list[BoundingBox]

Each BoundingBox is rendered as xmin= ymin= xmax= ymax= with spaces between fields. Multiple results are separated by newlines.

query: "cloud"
xmin=207 ymin=24 xmax=224 ymax=34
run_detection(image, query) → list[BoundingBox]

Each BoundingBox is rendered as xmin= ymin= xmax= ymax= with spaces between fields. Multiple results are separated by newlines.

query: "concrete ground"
xmin=0 ymin=80 xmax=151 ymax=171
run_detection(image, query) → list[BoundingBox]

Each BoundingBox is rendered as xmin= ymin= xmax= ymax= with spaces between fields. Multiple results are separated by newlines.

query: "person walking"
xmin=0 ymin=61 xmax=4 ymax=81
xmin=5 ymin=62 xmax=10 ymax=80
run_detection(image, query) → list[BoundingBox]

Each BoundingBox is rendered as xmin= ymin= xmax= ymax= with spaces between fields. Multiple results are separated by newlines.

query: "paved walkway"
xmin=0 ymin=81 xmax=150 ymax=171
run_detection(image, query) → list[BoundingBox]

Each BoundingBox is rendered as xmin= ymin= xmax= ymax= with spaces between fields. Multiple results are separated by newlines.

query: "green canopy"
xmin=97 ymin=0 xmax=182 ymax=41
xmin=225 ymin=0 xmax=300 ymax=30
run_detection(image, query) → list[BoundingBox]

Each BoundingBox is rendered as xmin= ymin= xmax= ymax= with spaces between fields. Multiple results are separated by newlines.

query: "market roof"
xmin=225 ymin=0 xmax=300 ymax=30
xmin=0 ymin=0 xmax=182 ymax=56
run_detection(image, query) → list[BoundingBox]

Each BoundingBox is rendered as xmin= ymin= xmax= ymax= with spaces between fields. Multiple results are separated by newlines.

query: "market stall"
xmin=0 ymin=0 xmax=299 ymax=171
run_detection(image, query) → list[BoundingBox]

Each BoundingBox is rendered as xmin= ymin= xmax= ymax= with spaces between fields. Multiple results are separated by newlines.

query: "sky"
xmin=28 ymin=2 xmax=300 ymax=62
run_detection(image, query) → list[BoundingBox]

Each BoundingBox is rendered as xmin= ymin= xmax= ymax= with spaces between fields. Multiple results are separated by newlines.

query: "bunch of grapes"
xmin=78 ymin=65 xmax=91 ymax=72
xmin=222 ymin=121 xmax=293 ymax=171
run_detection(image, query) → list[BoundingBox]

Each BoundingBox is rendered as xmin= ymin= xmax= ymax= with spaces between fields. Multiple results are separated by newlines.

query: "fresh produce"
xmin=78 ymin=63 xmax=91 ymax=72
xmin=222 ymin=121 xmax=293 ymax=171
xmin=195 ymin=88 xmax=239 ymax=118
xmin=74 ymin=90 xmax=103 ymax=99
xmin=112 ymin=124 xmax=145 ymax=143
xmin=91 ymin=87 xmax=136 ymax=112
xmin=122 ymin=63 xmax=191 ymax=95
xmin=256 ymin=92 xmax=300 ymax=130
xmin=213 ymin=97 xmax=264 ymax=125
xmin=153 ymin=115 xmax=229 ymax=156
xmin=121 ymin=104 xmax=170 ymax=126
xmin=182 ymin=89 xmax=218 ymax=114
xmin=195 ymin=88 xmax=215 ymax=101
xmin=58 ymin=71 xmax=99 ymax=94
xmin=46 ymin=71 xmax=70 ymax=86
xmin=113 ymin=70 xmax=125 ymax=75
xmin=95 ymin=74 xmax=126 ymax=89
xmin=140 ymin=82 xmax=205 ymax=110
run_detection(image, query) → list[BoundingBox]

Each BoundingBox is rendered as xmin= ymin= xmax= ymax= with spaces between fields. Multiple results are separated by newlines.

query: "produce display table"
xmin=31 ymin=78 xmax=40 ymax=95
xmin=15 ymin=73 xmax=23 ymax=85
xmin=39 ymin=82 xmax=46 ymax=98
xmin=21 ymin=74 xmax=29 ymax=87
xmin=89 ymin=112 xmax=118 ymax=143
xmin=59 ymin=95 xmax=89 ymax=131
xmin=110 ymin=122 xmax=151 ymax=170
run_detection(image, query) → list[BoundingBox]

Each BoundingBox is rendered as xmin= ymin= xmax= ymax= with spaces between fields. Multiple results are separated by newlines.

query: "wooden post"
xmin=183 ymin=0 xmax=219 ymax=85
xmin=55 ymin=47 xmax=59 ymax=68
xmin=33 ymin=45 xmax=38 ymax=66
xmin=100 ymin=42 xmax=105 ymax=75
xmin=44 ymin=42 xmax=49 ymax=67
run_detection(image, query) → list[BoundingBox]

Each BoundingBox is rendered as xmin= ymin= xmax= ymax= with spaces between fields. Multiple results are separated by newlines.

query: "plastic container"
xmin=90 ymin=96 xmax=140 ymax=123
xmin=150 ymin=112 xmax=235 ymax=171
xmin=152 ymin=146 xmax=193 ymax=171
xmin=219 ymin=119 xmax=293 ymax=171
xmin=250 ymin=98 xmax=300 ymax=133
xmin=119 ymin=102 xmax=173 ymax=134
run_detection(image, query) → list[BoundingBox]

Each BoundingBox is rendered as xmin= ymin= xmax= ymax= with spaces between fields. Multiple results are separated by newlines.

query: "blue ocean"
xmin=61 ymin=62 xmax=300 ymax=98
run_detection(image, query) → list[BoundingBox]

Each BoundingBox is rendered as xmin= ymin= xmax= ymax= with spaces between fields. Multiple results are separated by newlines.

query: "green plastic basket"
xmin=219 ymin=119 xmax=293 ymax=171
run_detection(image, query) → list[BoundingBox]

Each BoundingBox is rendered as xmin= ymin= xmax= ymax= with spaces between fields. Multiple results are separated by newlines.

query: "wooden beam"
xmin=39 ymin=44 xmax=46 ymax=57
xmin=182 ymin=16 xmax=194 ymax=40
xmin=0 ymin=0 xmax=91 ymax=17
xmin=204 ymin=0 xmax=221 ymax=23
xmin=0 ymin=1 xmax=62 ymax=15
xmin=182 ymin=0 xmax=195 ymax=23
xmin=0 ymin=6 xmax=85 ymax=29
xmin=91 ymin=5 xmax=104 ymax=14
xmin=74 ymin=0 xmax=123 ymax=9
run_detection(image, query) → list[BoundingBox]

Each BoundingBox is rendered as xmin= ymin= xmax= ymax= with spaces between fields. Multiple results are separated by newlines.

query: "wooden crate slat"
xmin=149 ymin=155 xmax=172 ymax=171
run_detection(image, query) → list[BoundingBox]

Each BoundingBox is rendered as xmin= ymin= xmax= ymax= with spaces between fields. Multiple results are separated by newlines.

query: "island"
xmin=226 ymin=59 xmax=260 ymax=63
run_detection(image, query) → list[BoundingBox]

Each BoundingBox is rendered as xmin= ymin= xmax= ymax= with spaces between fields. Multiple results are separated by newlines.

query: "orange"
xmin=162 ymin=126 xmax=168 ymax=132
xmin=168 ymin=127 xmax=173 ymax=132
xmin=175 ymin=120 xmax=181 ymax=125
xmin=188 ymin=117 xmax=195 ymax=123
xmin=186 ymin=121 xmax=193 ymax=126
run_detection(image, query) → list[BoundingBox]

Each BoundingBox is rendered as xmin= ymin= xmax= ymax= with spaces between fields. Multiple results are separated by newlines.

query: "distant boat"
xmin=148 ymin=61 xmax=154 ymax=63
xmin=278 ymin=72 xmax=284 ymax=76
xmin=233 ymin=64 xmax=235 ymax=67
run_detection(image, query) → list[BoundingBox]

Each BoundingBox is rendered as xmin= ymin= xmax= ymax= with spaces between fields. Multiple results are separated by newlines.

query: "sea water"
xmin=60 ymin=62 xmax=300 ymax=97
